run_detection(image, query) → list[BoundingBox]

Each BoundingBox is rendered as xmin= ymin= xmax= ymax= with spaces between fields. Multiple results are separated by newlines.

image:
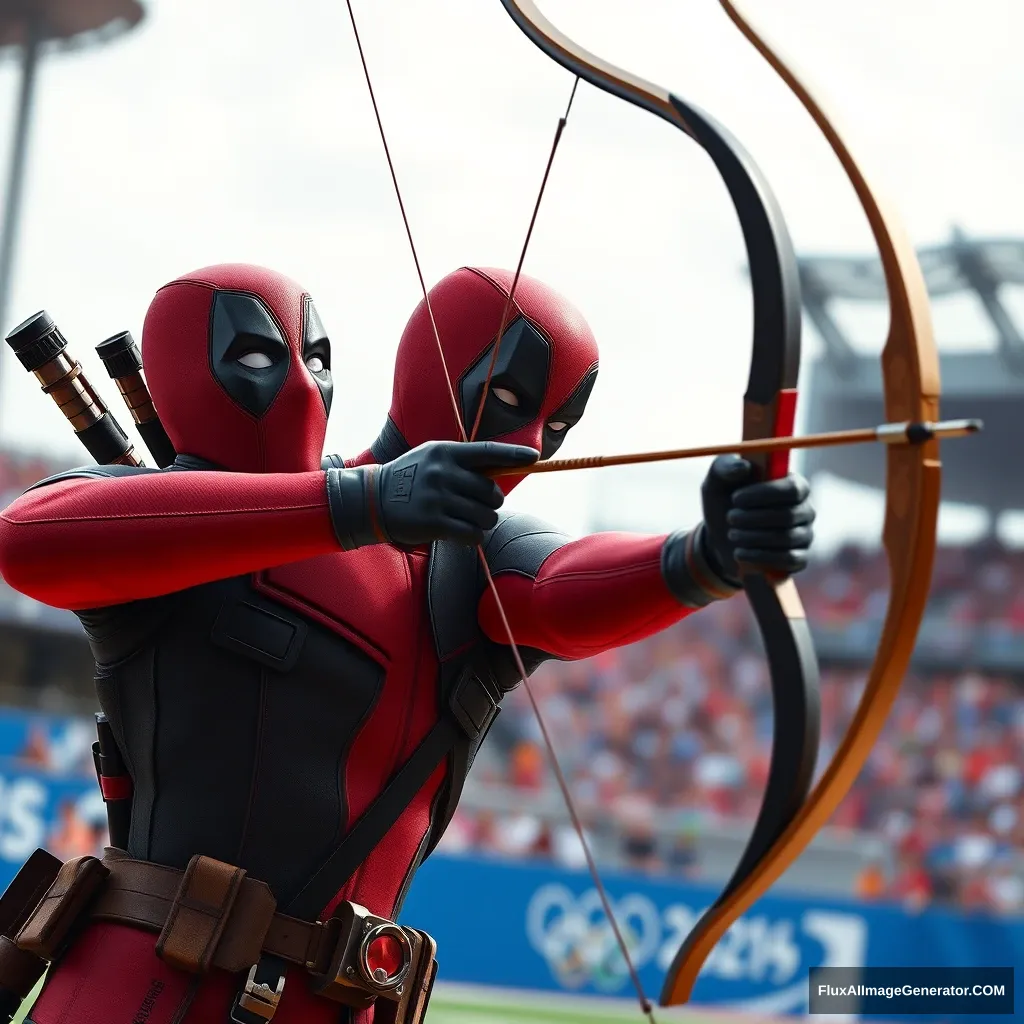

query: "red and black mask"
xmin=367 ymin=267 xmax=599 ymax=493
xmin=142 ymin=264 xmax=332 ymax=474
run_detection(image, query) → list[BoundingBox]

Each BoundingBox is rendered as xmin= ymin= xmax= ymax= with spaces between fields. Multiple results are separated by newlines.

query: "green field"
xmin=14 ymin=979 xmax=729 ymax=1023
xmin=425 ymin=985 xmax=718 ymax=1023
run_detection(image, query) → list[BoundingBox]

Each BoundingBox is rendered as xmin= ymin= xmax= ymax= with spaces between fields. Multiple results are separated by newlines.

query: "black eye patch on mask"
xmin=209 ymin=290 xmax=291 ymax=417
xmin=458 ymin=316 xmax=551 ymax=440
xmin=303 ymin=296 xmax=333 ymax=417
xmin=541 ymin=363 xmax=598 ymax=459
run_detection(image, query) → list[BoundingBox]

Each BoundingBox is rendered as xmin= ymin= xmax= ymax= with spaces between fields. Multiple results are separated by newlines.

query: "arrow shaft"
xmin=490 ymin=418 xmax=981 ymax=477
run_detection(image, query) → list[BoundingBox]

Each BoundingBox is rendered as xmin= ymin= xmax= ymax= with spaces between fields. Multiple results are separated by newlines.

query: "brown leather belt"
xmin=91 ymin=849 xmax=334 ymax=976
xmin=1 ymin=847 xmax=438 ymax=1024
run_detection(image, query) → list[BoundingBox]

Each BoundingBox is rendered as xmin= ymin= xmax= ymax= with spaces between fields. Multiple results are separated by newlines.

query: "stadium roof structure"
xmin=800 ymin=228 xmax=1024 ymax=515
xmin=0 ymin=1 xmax=145 ymax=53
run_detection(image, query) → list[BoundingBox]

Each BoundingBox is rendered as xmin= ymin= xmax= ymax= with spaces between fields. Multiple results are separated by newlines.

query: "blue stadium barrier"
xmin=0 ymin=767 xmax=101 ymax=867
xmin=400 ymin=854 xmax=1019 ymax=1021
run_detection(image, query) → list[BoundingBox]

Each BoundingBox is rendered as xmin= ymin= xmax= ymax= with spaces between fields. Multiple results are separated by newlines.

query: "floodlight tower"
xmin=0 ymin=1 xmax=147 ymax=422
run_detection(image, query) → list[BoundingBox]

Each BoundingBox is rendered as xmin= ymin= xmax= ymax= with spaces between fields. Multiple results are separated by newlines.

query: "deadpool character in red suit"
xmin=0 ymin=263 xmax=814 ymax=1024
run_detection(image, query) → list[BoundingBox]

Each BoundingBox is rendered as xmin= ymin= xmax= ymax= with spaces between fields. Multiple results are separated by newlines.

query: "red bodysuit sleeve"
xmin=478 ymin=531 xmax=694 ymax=660
xmin=0 ymin=470 xmax=340 ymax=610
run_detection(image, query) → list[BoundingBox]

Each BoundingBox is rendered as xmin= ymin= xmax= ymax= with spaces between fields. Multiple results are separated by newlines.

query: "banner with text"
xmin=400 ymin=854 xmax=1020 ymax=1022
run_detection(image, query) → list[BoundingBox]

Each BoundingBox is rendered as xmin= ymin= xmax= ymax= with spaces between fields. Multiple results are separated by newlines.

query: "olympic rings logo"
xmin=525 ymin=884 xmax=868 ymax=1003
xmin=525 ymin=884 xmax=662 ymax=992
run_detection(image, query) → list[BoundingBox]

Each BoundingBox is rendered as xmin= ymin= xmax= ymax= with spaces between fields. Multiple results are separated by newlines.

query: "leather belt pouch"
xmin=156 ymin=855 xmax=251 ymax=974
xmin=15 ymin=856 xmax=109 ymax=960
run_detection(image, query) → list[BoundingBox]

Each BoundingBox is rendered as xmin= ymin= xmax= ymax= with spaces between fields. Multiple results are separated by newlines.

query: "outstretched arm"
xmin=0 ymin=441 xmax=538 ymax=610
xmin=477 ymin=515 xmax=737 ymax=660
xmin=0 ymin=468 xmax=342 ymax=609
xmin=476 ymin=457 xmax=816 ymax=661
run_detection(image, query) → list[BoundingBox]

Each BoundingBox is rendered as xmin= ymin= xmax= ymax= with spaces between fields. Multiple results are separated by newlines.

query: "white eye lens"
xmin=238 ymin=351 xmax=273 ymax=369
xmin=492 ymin=386 xmax=519 ymax=407
xmin=548 ymin=421 xmax=568 ymax=432
xmin=306 ymin=355 xmax=325 ymax=373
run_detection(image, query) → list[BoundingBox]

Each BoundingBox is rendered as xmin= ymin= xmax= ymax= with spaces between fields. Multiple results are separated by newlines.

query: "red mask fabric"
xmin=142 ymin=264 xmax=332 ymax=474
xmin=385 ymin=267 xmax=599 ymax=493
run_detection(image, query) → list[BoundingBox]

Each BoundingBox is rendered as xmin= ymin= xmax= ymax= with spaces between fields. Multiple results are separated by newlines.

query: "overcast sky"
xmin=0 ymin=0 xmax=1019 ymax=549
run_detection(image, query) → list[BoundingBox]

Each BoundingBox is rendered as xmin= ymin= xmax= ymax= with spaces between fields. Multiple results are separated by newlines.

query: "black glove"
xmin=700 ymin=454 xmax=815 ymax=583
xmin=326 ymin=440 xmax=539 ymax=549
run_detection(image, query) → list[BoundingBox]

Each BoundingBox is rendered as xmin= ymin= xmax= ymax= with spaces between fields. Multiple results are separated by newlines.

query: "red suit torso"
xmin=0 ymin=265 xmax=698 ymax=1024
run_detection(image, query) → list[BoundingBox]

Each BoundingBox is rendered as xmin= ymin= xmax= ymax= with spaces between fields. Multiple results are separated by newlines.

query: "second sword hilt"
xmin=95 ymin=331 xmax=176 ymax=469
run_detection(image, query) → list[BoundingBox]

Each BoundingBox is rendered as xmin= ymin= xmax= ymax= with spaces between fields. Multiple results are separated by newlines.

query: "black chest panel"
xmin=418 ymin=528 xmax=557 ymax=862
xmin=77 ymin=575 xmax=384 ymax=905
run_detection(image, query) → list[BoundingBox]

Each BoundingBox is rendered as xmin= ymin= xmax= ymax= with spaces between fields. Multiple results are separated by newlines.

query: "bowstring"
xmin=342 ymin=4 xmax=655 ymax=1020
xmin=467 ymin=79 xmax=578 ymax=442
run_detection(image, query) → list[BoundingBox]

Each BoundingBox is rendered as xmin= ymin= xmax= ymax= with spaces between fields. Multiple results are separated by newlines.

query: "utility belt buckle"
xmin=309 ymin=901 xmax=437 ymax=1024
xmin=230 ymin=956 xmax=286 ymax=1023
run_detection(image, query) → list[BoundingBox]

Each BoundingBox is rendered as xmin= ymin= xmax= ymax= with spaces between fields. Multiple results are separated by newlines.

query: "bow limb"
xmin=499 ymin=0 xmax=821 ymax=1006
xmin=660 ymin=2 xmax=943 ymax=1005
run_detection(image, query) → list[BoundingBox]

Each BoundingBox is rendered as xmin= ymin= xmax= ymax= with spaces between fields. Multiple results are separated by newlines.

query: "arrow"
xmin=489 ymin=418 xmax=982 ymax=477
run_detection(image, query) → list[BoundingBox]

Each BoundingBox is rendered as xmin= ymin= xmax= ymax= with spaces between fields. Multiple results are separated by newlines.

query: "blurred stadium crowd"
xmin=1 ymin=452 xmax=1022 ymax=916
xmin=447 ymin=544 xmax=1024 ymax=916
